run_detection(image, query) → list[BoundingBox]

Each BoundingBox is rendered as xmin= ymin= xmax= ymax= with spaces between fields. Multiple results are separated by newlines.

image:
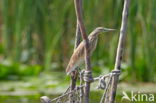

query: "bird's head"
xmin=90 ymin=27 xmax=115 ymax=36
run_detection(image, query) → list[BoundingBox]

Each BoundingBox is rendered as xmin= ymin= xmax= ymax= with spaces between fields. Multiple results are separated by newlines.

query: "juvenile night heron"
xmin=66 ymin=27 xmax=115 ymax=75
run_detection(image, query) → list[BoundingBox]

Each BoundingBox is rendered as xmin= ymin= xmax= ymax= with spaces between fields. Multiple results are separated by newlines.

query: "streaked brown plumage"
xmin=66 ymin=27 xmax=115 ymax=75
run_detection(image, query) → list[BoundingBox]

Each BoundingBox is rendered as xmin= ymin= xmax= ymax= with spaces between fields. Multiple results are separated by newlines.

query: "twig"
xmin=100 ymin=74 xmax=113 ymax=103
xmin=70 ymin=1 xmax=82 ymax=103
xmin=108 ymin=0 xmax=131 ymax=103
xmin=74 ymin=21 xmax=81 ymax=50
xmin=46 ymin=85 xmax=85 ymax=103
xmin=70 ymin=14 xmax=81 ymax=103
xmin=74 ymin=0 xmax=92 ymax=103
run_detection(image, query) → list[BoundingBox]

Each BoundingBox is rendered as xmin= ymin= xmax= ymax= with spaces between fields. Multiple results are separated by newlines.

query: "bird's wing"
xmin=66 ymin=41 xmax=85 ymax=74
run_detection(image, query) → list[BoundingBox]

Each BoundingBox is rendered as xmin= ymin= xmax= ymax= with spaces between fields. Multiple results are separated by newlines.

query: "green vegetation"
xmin=0 ymin=0 xmax=156 ymax=102
xmin=0 ymin=0 xmax=155 ymax=82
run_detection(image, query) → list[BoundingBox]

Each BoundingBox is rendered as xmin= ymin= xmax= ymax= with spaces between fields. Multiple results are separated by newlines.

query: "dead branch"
xmin=74 ymin=0 xmax=92 ymax=103
xmin=108 ymin=0 xmax=131 ymax=103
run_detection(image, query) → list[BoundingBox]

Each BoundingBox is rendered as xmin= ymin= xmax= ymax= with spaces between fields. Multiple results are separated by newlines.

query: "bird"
xmin=66 ymin=27 xmax=115 ymax=75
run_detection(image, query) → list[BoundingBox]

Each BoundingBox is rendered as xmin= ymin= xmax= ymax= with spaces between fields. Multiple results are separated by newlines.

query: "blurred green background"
xmin=0 ymin=0 xmax=156 ymax=103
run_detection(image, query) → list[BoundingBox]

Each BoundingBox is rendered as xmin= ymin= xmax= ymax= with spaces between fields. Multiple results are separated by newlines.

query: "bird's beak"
xmin=102 ymin=28 xmax=116 ymax=32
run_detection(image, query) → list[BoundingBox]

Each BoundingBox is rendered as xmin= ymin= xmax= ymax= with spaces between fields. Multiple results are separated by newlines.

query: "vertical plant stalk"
xmin=70 ymin=3 xmax=82 ymax=103
xmin=74 ymin=0 xmax=92 ymax=103
xmin=2 ymin=0 xmax=13 ymax=58
xmin=70 ymin=22 xmax=81 ymax=103
xmin=74 ymin=22 xmax=81 ymax=50
xmin=70 ymin=20 xmax=81 ymax=103
xmin=70 ymin=1 xmax=82 ymax=102
xmin=108 ymin=0 xmax=131 ymax=103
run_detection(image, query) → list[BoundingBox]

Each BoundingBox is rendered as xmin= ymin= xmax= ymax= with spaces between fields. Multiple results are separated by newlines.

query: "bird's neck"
xmin=89 ymin=31 xmax=99 ymax=37
xmin=88 ymin=35 xmax=98 ymax=53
